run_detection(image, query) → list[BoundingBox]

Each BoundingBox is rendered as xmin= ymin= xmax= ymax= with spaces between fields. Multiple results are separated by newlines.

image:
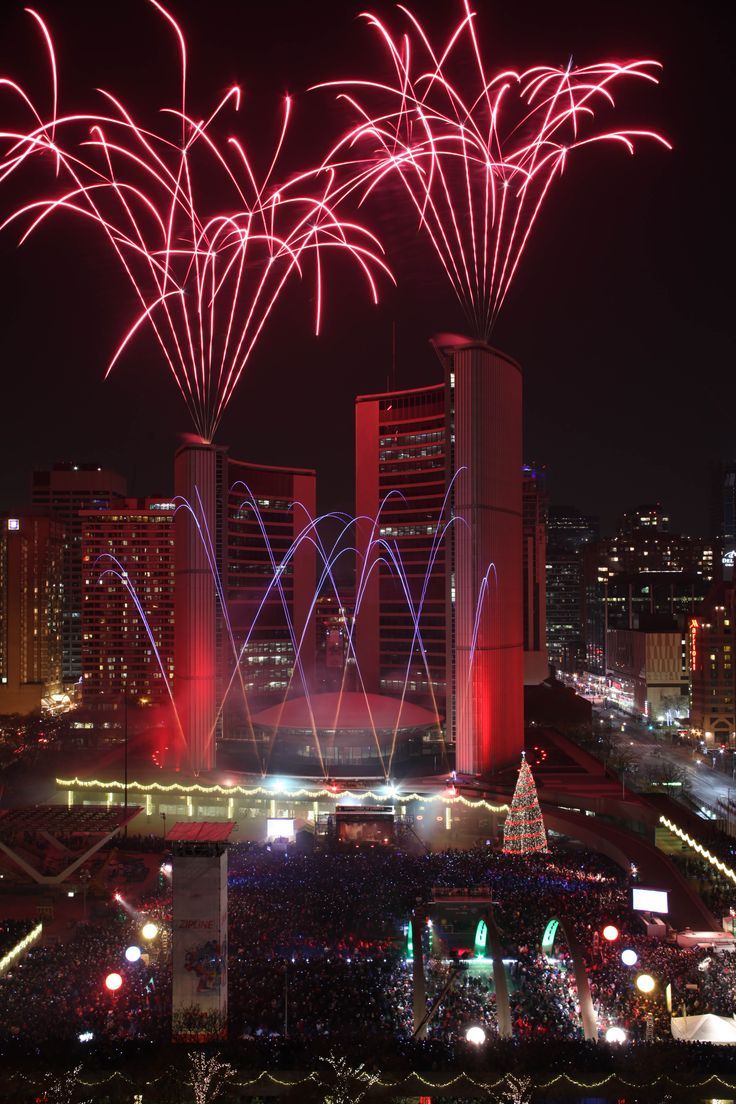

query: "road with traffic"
xmin=597 ymin=707 xmax=736 ymax=818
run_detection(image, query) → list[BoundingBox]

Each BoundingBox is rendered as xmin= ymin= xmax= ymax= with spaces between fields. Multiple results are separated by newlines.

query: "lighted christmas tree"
xmin=502 ymin=753 xmax=547 ymax=854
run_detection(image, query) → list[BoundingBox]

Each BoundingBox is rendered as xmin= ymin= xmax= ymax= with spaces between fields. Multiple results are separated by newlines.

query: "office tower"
xmin=355 ymin=379 xmax=448 ymax=703
xmin=689 ymin=583 xmax=736 ymax=745
xmin=32 ymin=462 xmax=127 ymax=684
xmin=80 ymin=498 xmax=175 ymax=704
xmin=0 ymin=514 xmax=64 ymax=714
xmin=355 ymin=336 xmax=523 ymax=775
xmin=716 ymin=462 xmax=736 ymax=580
xmin=581 ymin=506 xmax=714 ymax=674
xmin=222 ymin=456 xmax=316 ymax=711
xmin=546 ymin=507 xmax=598 ymax=671
xmin=620 ymin=503 xmax=670 ymax=534
xmin=522 ymin=464 xmax=548 ymax=684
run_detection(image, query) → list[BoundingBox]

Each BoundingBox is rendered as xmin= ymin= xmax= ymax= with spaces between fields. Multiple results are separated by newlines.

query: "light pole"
xmin=284 ymin=962 xmax=288 ymax=1038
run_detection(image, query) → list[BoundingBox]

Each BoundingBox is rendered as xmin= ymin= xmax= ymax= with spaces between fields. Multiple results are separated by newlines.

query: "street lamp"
xmin=465 ymin=1025 xmax=486 ymax=1046
xmin=636 ymin=973 xmax=656 ymax=994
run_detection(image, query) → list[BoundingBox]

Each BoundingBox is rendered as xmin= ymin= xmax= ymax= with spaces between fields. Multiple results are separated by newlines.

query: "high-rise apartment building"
xmin=355 ymin=336 xmax=523 ymax=775
xmin=546 ymin=507 xmax=598 ymax=671
xmin=522 ymin=464 xmax=548 ymax=684
xmin=0 ymin=514 xmax=64 ymax=714
xmin=80 ymin=498 xmax=175 ymax=704
xmin=32 ymin=462 xmax=127 ymax=684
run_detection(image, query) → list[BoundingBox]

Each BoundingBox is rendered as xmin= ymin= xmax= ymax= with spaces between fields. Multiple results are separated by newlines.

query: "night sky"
xmin=0 ymin=0 xmax=730 ymax=534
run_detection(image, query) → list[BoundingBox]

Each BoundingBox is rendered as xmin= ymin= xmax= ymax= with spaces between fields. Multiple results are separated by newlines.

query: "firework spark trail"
xmin=318 ymin=2 xmax=670 ymax=338
xmin=0 ymin=4 xmax=392 ymax=442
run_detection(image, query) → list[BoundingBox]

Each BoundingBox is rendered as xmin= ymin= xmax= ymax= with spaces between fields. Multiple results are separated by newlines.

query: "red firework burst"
xmin=0 ymin=3 xmax=392 ymax=441
xmin=320 ymin=2 xmax=670 ymax=338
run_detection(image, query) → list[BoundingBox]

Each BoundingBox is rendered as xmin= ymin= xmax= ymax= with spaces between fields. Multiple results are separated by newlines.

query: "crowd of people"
xmin=1 ymin=838 xmax=736 ymax=1060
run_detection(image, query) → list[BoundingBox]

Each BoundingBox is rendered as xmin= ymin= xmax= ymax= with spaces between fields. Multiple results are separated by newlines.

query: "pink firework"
xmin=0 ymin=3 xmax=392 ymax=441
xmin=320 ymin=2 xmax=670 ymax=338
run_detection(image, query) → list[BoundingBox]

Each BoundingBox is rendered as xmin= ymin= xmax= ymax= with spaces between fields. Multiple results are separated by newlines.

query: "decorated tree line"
xmin=502 ymin=753 xmax=548 ymax=854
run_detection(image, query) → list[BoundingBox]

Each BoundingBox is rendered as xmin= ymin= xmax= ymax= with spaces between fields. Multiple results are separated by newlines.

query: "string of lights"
xmin=0 ymin=922 xmax=43 ymax=974
xmin=10 ymin=1066 xmax=736 ymax=1093
xmin=659 ymin=815 xmax=736 ymax=884
xmin=55 ymin=776 xmax=510 ymax=812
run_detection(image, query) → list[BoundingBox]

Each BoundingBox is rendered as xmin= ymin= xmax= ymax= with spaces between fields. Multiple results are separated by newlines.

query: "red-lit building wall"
xmin=445 ymin=340 xmax=523 ymax=775
xmin=355 ymin=383 xmax=449 ymax=708
xmin=355 ymin=338 xmax=524 ymax=774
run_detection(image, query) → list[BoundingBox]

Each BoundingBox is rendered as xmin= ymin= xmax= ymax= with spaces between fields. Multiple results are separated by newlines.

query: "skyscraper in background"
xmin=581 ymin=505 xmax=714 ymax=674
xmin=32 ymin=462 xmax=127 ymax=685
xmin=0 ymin=513 xmax=64 ymax=714
xmin=546 ymin=507 xmax=598 ymax=672
xmin=522 ymin=464 xmax=548 ymax=684
xmin=81 ymin=498 xmax=175 ymax=705
xmin=355 ymin=336 xmax=523 ymax=775
xmin=716 ymin=462 xmax=736 ymax=581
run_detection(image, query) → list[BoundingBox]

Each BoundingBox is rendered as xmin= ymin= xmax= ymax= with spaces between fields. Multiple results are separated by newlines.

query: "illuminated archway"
xmin=480 ymin=912 xmax=512 ymax=1038
xmin=541 ymin=917 xmax=597 ymax=1041
xmin=411 ymin=907 xmax=513 ymax=1039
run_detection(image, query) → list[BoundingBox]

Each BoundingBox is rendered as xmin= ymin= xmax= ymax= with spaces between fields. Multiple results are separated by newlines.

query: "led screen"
xmin=266 ymin=818 xmax=295 ymax=841
xmin=336 ymin=817 xmax=394 ymax=844
xmin=632 ymin=887 xmax=669 ymax=914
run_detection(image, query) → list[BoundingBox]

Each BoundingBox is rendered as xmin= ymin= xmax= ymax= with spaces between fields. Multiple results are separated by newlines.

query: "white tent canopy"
xmin=671 ymin=1014 xmax=736 ymax=1044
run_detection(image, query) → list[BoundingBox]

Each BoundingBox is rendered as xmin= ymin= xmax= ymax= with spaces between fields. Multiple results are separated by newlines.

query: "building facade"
xmin=0 ymin=514 xmax=64 ymax=714
xmin=80 ymin=498 xmax=175 ymax=705
xmin=605 ymin=626 xmax=688 ymax=721
xmin=355 ymin=379 xmax=449 ymax=705
xmin=546 ymin=506 xmax=598 ymax=672
xmin=522 ymin=464 xmax=548 ymax=684
xmin=32 ymin=462 xmax=127 ymax=684
xmin=582 ymin=505 xmax=714 ymax=675
xmin=222 ymin=456 xmax=317 ymax=711
xmin=689 ymin=584 xmax=736 ymax=745
xmin=355 ymin=337 xmax=523 ymax=775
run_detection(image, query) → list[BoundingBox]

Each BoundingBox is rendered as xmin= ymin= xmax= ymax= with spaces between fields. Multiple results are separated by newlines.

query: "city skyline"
xmin=0 ymin=0 xmax=730 ymax=534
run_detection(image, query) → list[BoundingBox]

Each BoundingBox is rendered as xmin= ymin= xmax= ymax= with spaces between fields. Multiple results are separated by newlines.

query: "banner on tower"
xmin=172 ymin=849 xmax=228 ymax=1041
